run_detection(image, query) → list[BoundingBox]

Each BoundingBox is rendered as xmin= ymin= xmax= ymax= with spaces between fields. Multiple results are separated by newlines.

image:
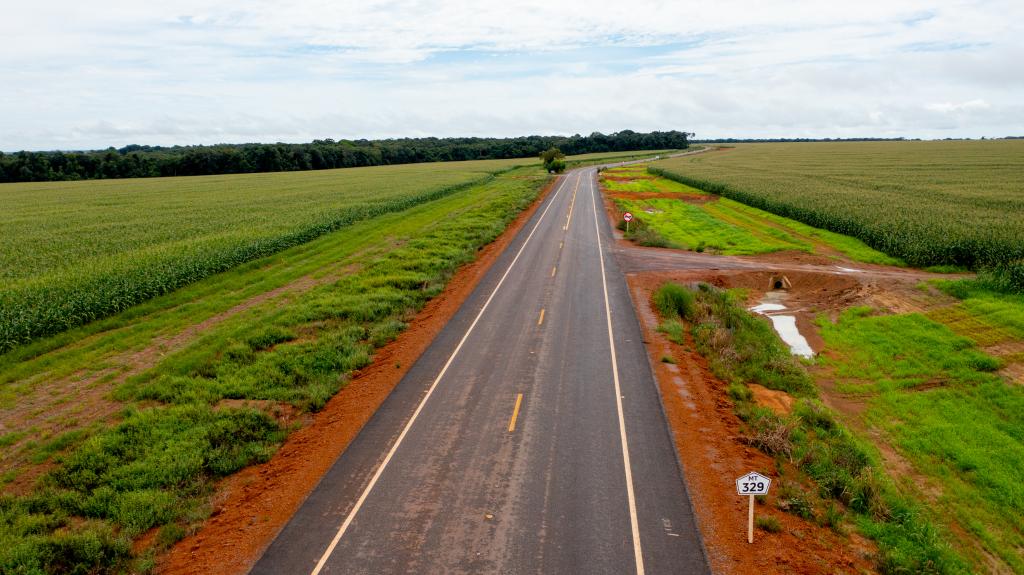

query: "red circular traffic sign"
xmin=623 ymin=212 xmax=634 ymax=222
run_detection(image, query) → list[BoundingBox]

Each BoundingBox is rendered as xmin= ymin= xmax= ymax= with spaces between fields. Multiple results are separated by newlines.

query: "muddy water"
xmin=751 ymin=291 xmax=815 ymax=358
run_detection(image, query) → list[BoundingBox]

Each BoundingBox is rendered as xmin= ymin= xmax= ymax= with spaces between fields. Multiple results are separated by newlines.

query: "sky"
xmin=2 ymin=1 xmax=1022 ymax=151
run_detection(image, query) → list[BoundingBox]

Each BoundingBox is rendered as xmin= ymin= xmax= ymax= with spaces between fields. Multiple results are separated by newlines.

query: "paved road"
xmin=251 ymin=168 xmax=709 ymax=575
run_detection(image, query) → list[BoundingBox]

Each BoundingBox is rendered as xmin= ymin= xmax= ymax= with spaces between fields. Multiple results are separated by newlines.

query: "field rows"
xmin=0 ymin=159 xmax=527 ymax=352
xmin=650 ymin=141 xmax=1024 ymax=275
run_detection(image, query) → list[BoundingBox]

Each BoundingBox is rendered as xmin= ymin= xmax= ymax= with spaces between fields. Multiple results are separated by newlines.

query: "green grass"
xmin=607 ymin=169 xmax=901 ymax=265
xmin=0 ymin=165 xmax=550 ymax=573
xmin=756 ymin=515 xmax=783 ymax=533
xmin=817 ymin=309 xmax=1001 ymax=395
xmin=617 ymin=198 xmax=786 ymax=254
xmin=650 ymin=141 xmax=1024 ymax=273
xmin=818 ymin=307 xmax=1024 ymax=572
xmin=934 ymin=281 xmax=1024 ymax=341
xmin=600 ymin=167 xmax=704 ymax=196
xmin=712 ymin=201 xmax=905 ymax=266
xmin=654 ymin=282 xmax=965 ymax=573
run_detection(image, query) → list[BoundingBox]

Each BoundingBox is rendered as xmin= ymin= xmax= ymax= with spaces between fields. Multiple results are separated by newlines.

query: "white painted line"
xmin=309 ymin=173 xmax=572 ymax=575
xmin=588 ymin=170 xmax=646 ymax=575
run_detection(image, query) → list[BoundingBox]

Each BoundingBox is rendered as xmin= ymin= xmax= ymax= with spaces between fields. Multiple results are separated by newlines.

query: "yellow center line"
xmin=551 ymin=266 xmax=557 ymax=277
xmin=537 ymin=308 xmax=545 ymax=326
xmin=563 ymin=174 xmax=581 ymax=231
xmin=508 ymin=393 xmax=524 ymax=432
xmin=559 ymin=241 xmax=563 ymax=250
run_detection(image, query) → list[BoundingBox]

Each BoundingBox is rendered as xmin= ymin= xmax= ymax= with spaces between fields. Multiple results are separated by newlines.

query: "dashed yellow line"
xmin=551 ymin=266 xmax=557 ymax=277
xmin=537 ymin=308 xmax=545 ymax=326
xmin=508 ymin=393 xmax=524 ymax=432
xmin=563 ymin=174 xmax=581 ymax=230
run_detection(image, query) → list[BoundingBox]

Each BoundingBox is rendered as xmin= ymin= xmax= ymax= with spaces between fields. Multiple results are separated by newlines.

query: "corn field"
xmin=650 ymin=141 xmax=1024 ymax=280
xmin=0 ymin=159 xmax=525 ymax=352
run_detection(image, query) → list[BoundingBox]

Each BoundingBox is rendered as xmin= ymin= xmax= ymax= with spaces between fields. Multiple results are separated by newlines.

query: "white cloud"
xmin=925 ymin=99 xmax=991 ymax=113
xmin=1 ymin=0 xmax=1023 ymax=150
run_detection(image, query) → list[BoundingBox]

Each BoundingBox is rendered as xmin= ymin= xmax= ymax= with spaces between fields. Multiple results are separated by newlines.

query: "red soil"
xmin=628 ymin=274 xmax=877 ymax=574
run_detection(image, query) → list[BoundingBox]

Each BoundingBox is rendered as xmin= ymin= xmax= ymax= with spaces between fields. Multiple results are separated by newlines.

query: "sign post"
xmin=623 ymin=211 xmax=633 ymax=234
xmin=735 ymin=471 xmax=771 ymax=543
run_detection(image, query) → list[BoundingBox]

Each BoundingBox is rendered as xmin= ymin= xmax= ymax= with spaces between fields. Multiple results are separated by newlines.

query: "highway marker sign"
xmin=736 ymin=471 xmax=771 ymax=543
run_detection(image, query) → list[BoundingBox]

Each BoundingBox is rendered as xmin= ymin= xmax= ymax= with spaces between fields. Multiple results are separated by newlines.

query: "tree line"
xmin=0 ymin=130 xmax=690 ymax=183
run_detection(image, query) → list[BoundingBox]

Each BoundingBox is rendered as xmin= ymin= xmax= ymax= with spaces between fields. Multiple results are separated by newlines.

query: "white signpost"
xmin=623 ymin=211 xmax=633 ymax=234
xmin=735 ymin=471 xmax=771 ymax=543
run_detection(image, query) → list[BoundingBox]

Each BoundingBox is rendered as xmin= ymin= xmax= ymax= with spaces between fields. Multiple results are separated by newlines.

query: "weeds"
xmin=654 ymin=281 xmax=966 ymax=574
xmin=756 ymin=515 xmax=783 ymax=533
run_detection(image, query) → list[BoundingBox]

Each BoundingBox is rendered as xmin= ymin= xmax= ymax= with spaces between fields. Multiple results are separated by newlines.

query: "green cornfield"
xmin=0 ymin=159 xmax=527 ymax=352
xmin=650 ymin=140 xmax=1024 ymax=274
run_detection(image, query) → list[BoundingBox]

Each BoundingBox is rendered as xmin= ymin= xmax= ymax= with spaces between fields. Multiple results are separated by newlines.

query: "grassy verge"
xmin=818 ymin=279 xmax=1024 ymax=571
xmin=654 ymin=282 xmax=966 ymax=573
xmin=618 ymin=198 xmax=796 ymax=255
xmin=0 ymin=167 xmax=549 ymax=573
xmin=602 ymin=165 xmax=901 ymax=264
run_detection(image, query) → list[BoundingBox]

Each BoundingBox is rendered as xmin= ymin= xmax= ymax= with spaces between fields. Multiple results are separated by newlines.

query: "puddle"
xmin=835 ymin=266 xmax=861 ymax=273
xmin=750 ymin=290 xmax=815 ymax=358
xmin=750 ymin=303 xmax=786 ymax=313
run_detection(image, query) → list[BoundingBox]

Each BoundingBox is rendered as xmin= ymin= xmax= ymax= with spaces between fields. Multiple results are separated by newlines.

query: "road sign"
xmin=736 ymin=471 xmax=771 ymax=495
xmin=623 ymin=212 xmax=634 ymax=222
xmin=736 ymin=471 xmax=771 ymax=544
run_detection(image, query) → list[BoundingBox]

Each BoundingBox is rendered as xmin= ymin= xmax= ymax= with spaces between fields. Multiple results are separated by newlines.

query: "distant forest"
xmin=0 ymin=130 xmax=690 ymax=183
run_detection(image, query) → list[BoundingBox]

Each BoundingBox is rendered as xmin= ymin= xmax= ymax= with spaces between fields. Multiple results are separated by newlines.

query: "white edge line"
xmin=588 ymin=169 xmax=646 ymax=575
xmin=309 ymin=173 xmax=571 ymax=575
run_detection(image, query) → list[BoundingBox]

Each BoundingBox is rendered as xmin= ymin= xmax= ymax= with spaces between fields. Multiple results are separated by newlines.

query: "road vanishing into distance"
xmin=252 ymin=167 xmax=709 ymax=574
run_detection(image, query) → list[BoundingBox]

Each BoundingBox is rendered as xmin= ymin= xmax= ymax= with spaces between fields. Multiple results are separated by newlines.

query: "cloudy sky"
xmin=2 ymin=0 xmax=1022 ymax=151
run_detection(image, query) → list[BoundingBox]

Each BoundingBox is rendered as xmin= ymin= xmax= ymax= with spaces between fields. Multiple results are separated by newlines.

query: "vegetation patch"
xmin=819 ymin=305 xmax=1024 ymax=571
xmin=650 ymin=140 xmax=1024 ymax=280
xmin=603 ymin=164 xmax=900 ymax=264
xmin=653 ymin=282 xmax=965 ymax=573
xmin=0 ymin=167 xmax=549 ymax=573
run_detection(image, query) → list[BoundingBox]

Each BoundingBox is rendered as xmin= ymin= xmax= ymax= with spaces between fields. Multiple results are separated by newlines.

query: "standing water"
xmin=750 ymin=291 xmax=815 ymax=358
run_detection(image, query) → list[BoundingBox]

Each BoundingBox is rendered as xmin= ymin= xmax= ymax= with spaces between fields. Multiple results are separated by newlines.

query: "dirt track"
xmin=614 ymin=242 xmax=971 ymax=282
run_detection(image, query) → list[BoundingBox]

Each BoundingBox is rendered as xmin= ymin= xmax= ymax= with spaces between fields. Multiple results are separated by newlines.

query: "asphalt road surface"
xmin=251 ymin=167 xmax=709 ymax=575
